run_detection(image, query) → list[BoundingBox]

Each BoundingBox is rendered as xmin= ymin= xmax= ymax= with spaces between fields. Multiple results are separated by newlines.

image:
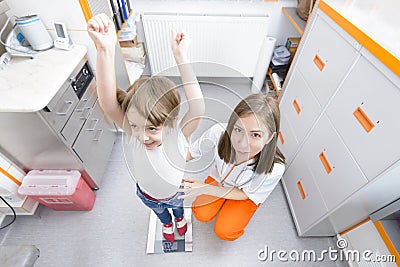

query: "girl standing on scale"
xmin=87 ymin=14 xmax=204 ymax=242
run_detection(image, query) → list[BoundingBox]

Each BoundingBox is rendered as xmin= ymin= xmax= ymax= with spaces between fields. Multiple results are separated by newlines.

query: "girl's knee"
xmin=192 ymin=205 xmax=215 ymax=222
xmin=214 ymin=224 xmax=243 ymax=241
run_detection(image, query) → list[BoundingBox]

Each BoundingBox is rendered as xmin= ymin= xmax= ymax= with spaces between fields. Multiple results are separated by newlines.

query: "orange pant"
xmin=192 ymin=176 xmax=259 ymax=241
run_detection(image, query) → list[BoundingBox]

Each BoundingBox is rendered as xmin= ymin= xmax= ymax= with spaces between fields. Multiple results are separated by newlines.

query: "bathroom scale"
xmin=146 ymin=208 xmax=192 ymax=254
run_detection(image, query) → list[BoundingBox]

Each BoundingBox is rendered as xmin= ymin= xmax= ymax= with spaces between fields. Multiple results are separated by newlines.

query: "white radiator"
xmin=142 ymin=13 xmax=270 ymax=77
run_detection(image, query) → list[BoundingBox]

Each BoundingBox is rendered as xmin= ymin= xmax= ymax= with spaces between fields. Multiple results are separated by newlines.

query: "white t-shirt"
xmin=126 ymin=124 xmax=188 ymax=199
xmin=189 ymin=123 xmax=285 ymax=205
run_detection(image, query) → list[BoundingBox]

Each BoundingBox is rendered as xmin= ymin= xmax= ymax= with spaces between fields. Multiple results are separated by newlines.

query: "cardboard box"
xmin=285 ymin=37 xmax=301 ymax=63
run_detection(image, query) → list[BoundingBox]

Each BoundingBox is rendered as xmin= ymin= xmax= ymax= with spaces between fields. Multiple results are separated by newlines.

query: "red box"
xmin=18 ymin=170 xmax=95 ymax=211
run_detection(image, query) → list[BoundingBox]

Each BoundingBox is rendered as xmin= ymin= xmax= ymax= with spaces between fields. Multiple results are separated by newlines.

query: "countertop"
xmin=0 ymin=45 xmax=87 ymax=112
xmin=322 ymin=0 xmax=400 ymax=65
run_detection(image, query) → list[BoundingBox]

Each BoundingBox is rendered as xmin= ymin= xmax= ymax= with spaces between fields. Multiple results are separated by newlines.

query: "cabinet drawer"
xmin=278 ymin=114 xmax=299 ymax=166
xmin=72 ymin=100 xmax=116 ymax=188
xmin=296 ymin=14 xmax=359 ymax=107
xmin=61 ymin=81 xmax=97 ymax=146
xmin=326 ymin=53 xmax=400 ymax=180
xmin=282 ymin=150 xmax=328 ymax=234
xmin=40 ymin=85 xmax=79 ymax=132
xmin=301 ymin=114 xmax=368 ymax=210
xmin=279 ymin=71 xmax=321 ymax=149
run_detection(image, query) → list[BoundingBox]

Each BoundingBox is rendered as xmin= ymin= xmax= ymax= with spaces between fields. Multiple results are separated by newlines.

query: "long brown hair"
xmin=217 ymin=93 xmax=285 ymax=174
xmin=116 ymin=76 xmax=181 ymax=127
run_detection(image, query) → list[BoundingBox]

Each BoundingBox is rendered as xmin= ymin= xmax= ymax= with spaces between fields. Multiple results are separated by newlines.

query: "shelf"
xmin=282 ymin=7 xmax=307 ymax=36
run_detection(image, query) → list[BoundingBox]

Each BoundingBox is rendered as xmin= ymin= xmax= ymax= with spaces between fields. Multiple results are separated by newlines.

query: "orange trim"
xmin=0 ymin=167 xmax=22 ymax=186
xmin=353 ymin=106 xmax=375 ymax=133
xmin=282 ymin=7 xmax=304 ymax=36
xmin=374 ymin=221 xmax=400 ymax=266
xmin=319 ymin=152 xmax=332 ymax=174
xmin=313 ymin=54 xmax=325 ymax=71
xmin=278 ymin=131 xmax=284 ymax=145
xmin=293 ymin=99 xmax=301 ymax=114
xmin=78 ymin=0 xmax=92 ymax=22
xmin=297 ymin=181 xmax=306 ymax=200
xmin=340 ymin=218 xmax=370 ymax=236
xmin=319 ymin=1 xmax=400 ymax=77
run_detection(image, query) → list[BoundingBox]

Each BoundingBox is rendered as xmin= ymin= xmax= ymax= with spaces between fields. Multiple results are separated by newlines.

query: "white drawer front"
xmin=279 ymin=71 xmax=321 ymax=150
xmin=297 ymin=14 xmax=359 ymax=107
xmin=326 ymin=54 xmax=400 ymax=180
xmin=278 ymin=114 xmax=299 ymax=166
xmin=301 ymin=114 xmax=368 ymax=210
xmin=282 ymin=151 xmax=328 ymax=234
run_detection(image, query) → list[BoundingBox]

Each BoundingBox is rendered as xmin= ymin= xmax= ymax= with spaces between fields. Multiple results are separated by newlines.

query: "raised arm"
xmin=87 ymin=14 xmax=131 ymax=134
xmin=171 ymin=31 xmax=205 ymax=140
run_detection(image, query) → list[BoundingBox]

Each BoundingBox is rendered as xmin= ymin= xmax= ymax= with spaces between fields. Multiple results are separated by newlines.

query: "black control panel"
xmin=71 ymin=62 xmax=94 ymax=99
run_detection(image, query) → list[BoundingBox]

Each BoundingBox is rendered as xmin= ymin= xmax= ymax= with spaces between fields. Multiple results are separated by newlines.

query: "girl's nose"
xmin=138 ymin=131 xmax=149 ymax=142
xmin=237 ymin=133 xmax=250 ymax=149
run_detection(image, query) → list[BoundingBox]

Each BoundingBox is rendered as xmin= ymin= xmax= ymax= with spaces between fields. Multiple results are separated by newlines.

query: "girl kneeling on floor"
xmin=179 ymin=94 xmax=285 ymax=241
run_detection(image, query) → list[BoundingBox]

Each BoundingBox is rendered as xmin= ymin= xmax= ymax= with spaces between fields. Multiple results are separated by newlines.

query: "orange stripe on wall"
xmin=374 ymin=221 xmax=400 ymax=266
xmin=79 ymin=0 xmax=92 ymax=22
xmin=0 ymin=167 xmax=22 ymax=186
xmin=319 ymin=1 xmax=400 ymax=77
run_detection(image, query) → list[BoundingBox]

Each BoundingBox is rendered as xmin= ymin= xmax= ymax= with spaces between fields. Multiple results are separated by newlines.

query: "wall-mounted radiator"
xmin=142 ymin=13 xmax=269 ymax=77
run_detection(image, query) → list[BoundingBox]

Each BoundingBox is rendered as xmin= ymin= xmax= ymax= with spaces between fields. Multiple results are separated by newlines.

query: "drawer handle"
xmin=56 ymin=100 xmax=73 ymax=116
xmin=80 ymin=107 xmax=91 ymax=120
xmin=297 ymin=181 xmax=306 ymax=200
xmin=319 ymin=152 xmax=332 ymax=174
xmin=75 ymin=99 xmax=88 ymax=112
xmin=278 ymin=131 xmax=284 ymax=144
xmin=93 ymin=129 xmax=103 ymax=141
xmin=87 ymin=119 xmax=99 ymax=131
xmin=353 ymin=106 xmax=375 ymax=133
xmin=313 ymin=54 xmax=325 ymax=71
xmin=293 ymin=99 xmax=301 ymax=114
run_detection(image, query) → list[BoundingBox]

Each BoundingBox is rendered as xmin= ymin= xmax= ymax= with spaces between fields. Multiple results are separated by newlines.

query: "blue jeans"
xmin=136 ymin=185 xmax=184 ymax=225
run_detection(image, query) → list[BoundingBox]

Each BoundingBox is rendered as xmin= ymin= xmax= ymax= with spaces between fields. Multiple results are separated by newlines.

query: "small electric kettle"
xmin=14 ymin=15 xmax=53 ymax=51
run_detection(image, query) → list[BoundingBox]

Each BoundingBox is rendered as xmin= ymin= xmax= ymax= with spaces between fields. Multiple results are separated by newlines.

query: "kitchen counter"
xmin=0 ymin=45 xmax=87 ymax=112
xmin=321 ymin=0 xmax=400 ymax=76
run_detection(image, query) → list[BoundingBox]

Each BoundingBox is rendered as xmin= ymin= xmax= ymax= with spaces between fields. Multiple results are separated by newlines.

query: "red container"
xmin=18 ymin=170 xmax=95 ymax=211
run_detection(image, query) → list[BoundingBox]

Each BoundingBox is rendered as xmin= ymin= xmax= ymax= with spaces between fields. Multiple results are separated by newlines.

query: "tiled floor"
xmin=0 ymin=78 xmax=348 ymax=266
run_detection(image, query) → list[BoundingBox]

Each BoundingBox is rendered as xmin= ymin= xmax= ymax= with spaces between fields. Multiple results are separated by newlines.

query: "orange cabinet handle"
xmin=313 ymin=54 xmax=325 ymax=71
xmin=319 ymin=152 xmax=332 ymax=174
xmin=278 ymin=131 xmax=284 ymax=144
xmin=353 ymin=106 xmax=375 ymax=133
xmin=297 ymin=181 xmax=306 ymax=200
xmin=293 ymin=99 xmax=301 ymax=114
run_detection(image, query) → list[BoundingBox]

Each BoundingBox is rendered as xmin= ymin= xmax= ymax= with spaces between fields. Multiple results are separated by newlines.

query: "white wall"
xmin=131 ymin=0 xmax=301 ymax=45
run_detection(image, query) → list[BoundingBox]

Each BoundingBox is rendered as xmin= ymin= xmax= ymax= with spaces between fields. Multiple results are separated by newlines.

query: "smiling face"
xmin=230 ymin=113 xmax=272 ymax=163
xmin=127 ymin=108 xmax=169 ymax=150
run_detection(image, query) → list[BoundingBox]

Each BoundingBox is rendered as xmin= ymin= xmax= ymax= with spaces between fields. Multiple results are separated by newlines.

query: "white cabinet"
xmin=279 ymin=1 xmax=400 ymax=237
xmin=278 ymin=71 xmax=321 ymax=165
xmin=326 ymin=51 xmax=400 ymax=181
xmin=296 ymin=15 xmax=360 ymax=107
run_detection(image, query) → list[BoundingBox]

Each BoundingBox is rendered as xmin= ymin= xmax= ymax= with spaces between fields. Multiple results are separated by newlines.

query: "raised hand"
xmin=87 ymin=13 xmax=117 ymax=49
xmin=171 ymin=30 xmax=191 ymax=63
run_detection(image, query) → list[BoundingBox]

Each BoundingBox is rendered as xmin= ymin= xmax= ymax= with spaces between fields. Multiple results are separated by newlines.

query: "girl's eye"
xmin=251 ymin=133 xmax=261 ymax=138
xmin=234 ymin=127 xmax=242 ymax=133
xmin=148 ymin=127 xmax=158 ymax=133
xmin=131 ymin=124 xmax=138 ymax=130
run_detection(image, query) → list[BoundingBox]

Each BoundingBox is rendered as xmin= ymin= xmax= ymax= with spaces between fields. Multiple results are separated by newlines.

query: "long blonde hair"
xmin=116 ymin=76 xmax=181 ymax=127
xmin=218 ymin=93 xmax=285 ymax=174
